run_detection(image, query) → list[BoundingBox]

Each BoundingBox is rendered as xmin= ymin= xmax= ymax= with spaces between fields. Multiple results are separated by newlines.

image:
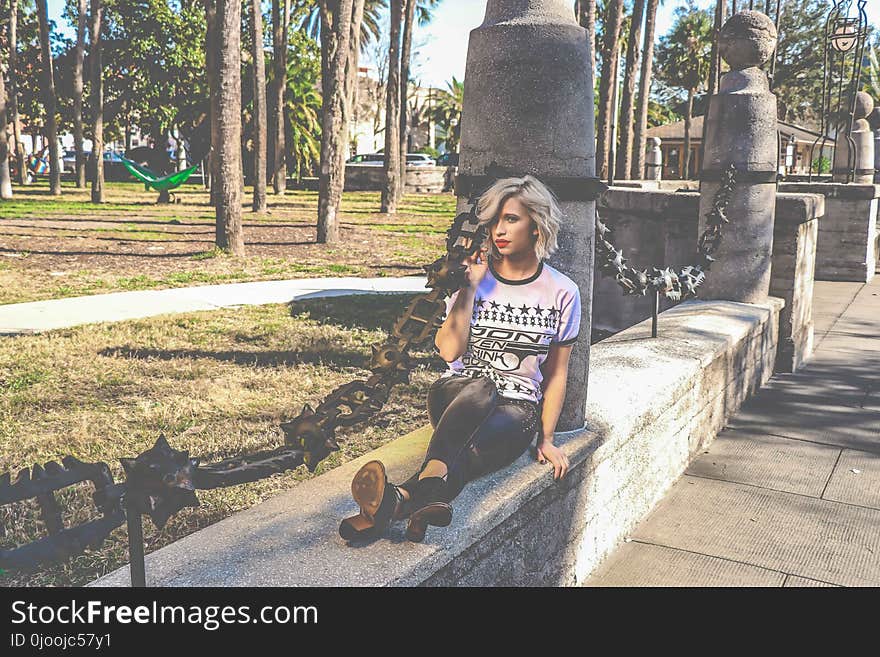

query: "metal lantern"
xmin=808 ymin=0 xmax=869 ymax=182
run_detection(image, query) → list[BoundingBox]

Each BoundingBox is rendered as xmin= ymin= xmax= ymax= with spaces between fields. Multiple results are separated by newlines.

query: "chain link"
xmin=281 ymin=199 xmax=488 ymax=470
xmin=596 ymin=163 xmax=737 ymax=301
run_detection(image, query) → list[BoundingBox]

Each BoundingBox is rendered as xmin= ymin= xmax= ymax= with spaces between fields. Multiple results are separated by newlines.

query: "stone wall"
xmin=90 ymin=299 xmax=782 ymax=587
xmin=778 ymin=182 xmax=879 ymax=283
xmin=344 ymin=165 xmax=449 ymax=193
xmin=593 ymin=187 xmax=821 ymax=373
xmin=771 ymin=194 xmax=821 ymax=372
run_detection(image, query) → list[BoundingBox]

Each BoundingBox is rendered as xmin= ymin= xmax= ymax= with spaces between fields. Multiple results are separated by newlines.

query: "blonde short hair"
xmin=475 ymin=175 xmax=562 ymax=262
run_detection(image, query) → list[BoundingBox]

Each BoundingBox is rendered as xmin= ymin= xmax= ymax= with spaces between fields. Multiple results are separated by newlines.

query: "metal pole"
xmin=126 ymin=503 xmax=146 ymax=587
xmin=651 ymin=290 xmax=659 ymax=338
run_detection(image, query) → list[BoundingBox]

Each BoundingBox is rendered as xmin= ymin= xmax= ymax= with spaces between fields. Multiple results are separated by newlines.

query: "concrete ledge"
xmin=90 ymin=298 xmax=782 ymax=587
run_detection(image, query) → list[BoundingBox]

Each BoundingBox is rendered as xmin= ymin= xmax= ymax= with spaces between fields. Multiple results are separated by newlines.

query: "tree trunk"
xmin=0 ymin=66 xmax=12 ymax=199
xmin=9 ymin=0 xmax=27 ymax=185
xmin=616 ymin=0 xmax=646 ymax=180
xmin=214 ymin=0 xmax=244 ymax=255
xmin=701 ymin=0 xmax=727 ymax=173
xmin=89 ymin=0 xmax=104 ymax=203
xmin=251 ymin=0 xmax=268 ymax=212
xmin=204 ymin=0 xmax=220 ymax=203
xmin=707 ymin=0 xmax=726 ymax=98
xmin=683 ymin=89 xmax=694 ymax=180
xmin=344 ymin=0 xmax=365 ymax=161
xmin=316 ymin=0 xmax=357 ymax=243
xmin=380 ymin=0 xmax=403 ymax=213
xmin=398 ymin=0 xmax=416 ymax=197
xmin=36 ymin=0 xmax=61 ymax=195
xmin=175 ymin=126 xmax=186 ymax=171
xmin=632 ymin=0 xmax=659 ymax=180
xmin=578 ymin=0 xmax=597 ymax=78
xmin=595 ymin=0 xmax=624 ymax=180
xmin=270 ymin=0 xmax=290 ymax=195
xmin=73 ymin=0 xmax=87 ymax=188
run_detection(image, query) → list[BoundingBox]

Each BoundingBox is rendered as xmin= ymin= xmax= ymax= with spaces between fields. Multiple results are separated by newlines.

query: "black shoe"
xmin=339 ymin=460 xmax=404 ymax=541
xmin=405 ymin=476 xmax=453 ymax=543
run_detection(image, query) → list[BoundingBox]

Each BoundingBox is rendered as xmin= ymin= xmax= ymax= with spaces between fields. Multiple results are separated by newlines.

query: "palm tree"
xmin=398 ymin=0 xmax=441 ymax=193
xmin=213 ymin=0 xmax=244 ymax=254
xmin=654 ymin=4 xmax=712 ymax=180
xmin=0 ymin=57 xmax=11 ymax=199
xmin=632 ymin=0 xmax=660 ymax=179
xmin=89 ymin=0 xmax=104 ymax=203
xmin=9 ymin=0 xmax=27 ymax=185
xmin=251 ymin=0 xmax=268 ymax=212
xmin=616 ymin=0 xmax=646 ymax=180
xmin=576 ymin=0 xmax=597 ymax=79
xmin=284 ymin=59 xmax=322 ymax=183
xmin=595 ymin=0 xmax=624 ymax=180
xmin=271 ymin=0 xmax=291 ymax=194
xmin=72 ymin=0 xmax=87 ymax=188
xmin=36 ymin=0 xmax=61 ymax=195
xmin=316 ymin=0 xmax=358 ymax=242
xmin=431 ymin=76 xmax=463 ymax=154
xmin=380 ymin=0 xmax=403 ymax=213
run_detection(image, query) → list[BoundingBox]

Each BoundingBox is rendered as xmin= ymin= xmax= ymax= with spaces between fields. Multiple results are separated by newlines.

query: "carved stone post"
xmin=697 ymin=11 xmax=778 ymax=303
xmin=457 ymin=0 xmax=596 ymax=430
xmin=833 ymin=91 xmax=875 ymax=184
xmin=646 ymin=137 xmax=663 ymax=181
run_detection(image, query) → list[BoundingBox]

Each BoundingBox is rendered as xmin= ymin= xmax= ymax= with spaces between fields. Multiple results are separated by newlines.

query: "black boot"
xmin=339 ymin=460 xmax=404 ymax=541
xmin=405 ymin=476 xmax=453 ymax=543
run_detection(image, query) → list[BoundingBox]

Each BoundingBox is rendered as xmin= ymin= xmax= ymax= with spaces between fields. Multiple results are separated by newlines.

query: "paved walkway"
xmin=586 ymin=276 xmax=880 ymax=587
xmin=0 ymin=276 xmax=429 ymax=334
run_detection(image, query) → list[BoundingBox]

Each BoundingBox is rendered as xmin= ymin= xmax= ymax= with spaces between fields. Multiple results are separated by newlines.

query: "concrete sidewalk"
xmin=586 ymin=277 xmax=880 ymax=587
xmin=0 ymin=276 xmax=429 ymax=335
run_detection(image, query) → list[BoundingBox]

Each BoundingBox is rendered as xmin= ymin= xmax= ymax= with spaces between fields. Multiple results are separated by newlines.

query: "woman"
xmin=339 ymin=175 xmax=581 ymax=543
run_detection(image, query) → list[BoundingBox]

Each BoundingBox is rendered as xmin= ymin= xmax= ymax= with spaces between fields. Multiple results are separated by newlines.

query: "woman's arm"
xmin=434 ymin=285 xmax=477 ymax=362
xmin=434 ymin=247 xmax=488 ymax=362
xmin=536 ymin=342 xmax=574 ymax=479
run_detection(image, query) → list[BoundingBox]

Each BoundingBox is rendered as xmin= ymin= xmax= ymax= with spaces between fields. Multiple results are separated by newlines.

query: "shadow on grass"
xmin=99 ymin=345 xmax=374 ymax=368
xmin=287 ymin=294 xmax=423 ymax=332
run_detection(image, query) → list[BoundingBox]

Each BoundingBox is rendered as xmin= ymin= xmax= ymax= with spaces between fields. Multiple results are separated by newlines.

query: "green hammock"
xmin=121 ymin=157 xmax=200 ymax=192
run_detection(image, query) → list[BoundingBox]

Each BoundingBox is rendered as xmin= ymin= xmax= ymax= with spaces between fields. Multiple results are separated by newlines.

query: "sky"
xmin=45 ymin=0 xmax=880 ymax=89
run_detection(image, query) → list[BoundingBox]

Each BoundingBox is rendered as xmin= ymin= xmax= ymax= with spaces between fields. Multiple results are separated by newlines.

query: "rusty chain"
xmin=595 ymin=163 xmax=737 ymax=301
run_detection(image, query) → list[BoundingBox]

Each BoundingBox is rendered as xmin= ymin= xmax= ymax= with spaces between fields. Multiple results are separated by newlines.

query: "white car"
xmin=347 ymin=153 xmax=436 ymax=167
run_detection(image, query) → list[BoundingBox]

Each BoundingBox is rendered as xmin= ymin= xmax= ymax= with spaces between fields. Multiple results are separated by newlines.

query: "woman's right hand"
xmin=462 ymin=244 xmax=489 ymax=289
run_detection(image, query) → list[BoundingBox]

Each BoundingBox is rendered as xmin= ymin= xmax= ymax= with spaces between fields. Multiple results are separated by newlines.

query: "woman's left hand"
xmin=536 ymin=439 xmax=569 ymax=480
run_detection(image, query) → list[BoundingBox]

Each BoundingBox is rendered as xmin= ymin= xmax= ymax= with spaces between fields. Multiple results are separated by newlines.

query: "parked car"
xmin=346 ymin=152 xmax=437 ymax=166
xmin=58 ymin=150 xmax=132 ymax=182
xmin=347 ymin=153 xmax=385 ymax=165
xmin=406 ymin=153 xmax=436 ymax=166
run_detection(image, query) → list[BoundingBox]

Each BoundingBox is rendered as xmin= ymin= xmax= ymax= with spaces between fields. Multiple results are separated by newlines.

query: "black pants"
xmin=398 ymin=374 xmax=541 ymax=502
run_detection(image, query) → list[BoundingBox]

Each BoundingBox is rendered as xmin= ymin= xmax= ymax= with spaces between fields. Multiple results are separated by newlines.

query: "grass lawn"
xmin=0 ymin=181 xmax=457 ymax=304
xmin=0 ymin=293 xmax=442 ymax=587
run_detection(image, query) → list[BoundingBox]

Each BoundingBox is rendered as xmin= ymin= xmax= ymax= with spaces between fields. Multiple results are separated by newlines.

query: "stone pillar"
xmin=875 ymin=131 xmax=880 ymax=184
xmin=833 ymin=92 xmax=875 ymax=184
xmin=645 ymin=137 xmax=662 ymax=181
xmin=697 ymin=11 xmax=778 ymax=304
xmin=458 ymin=0 xmax=595 ymax=431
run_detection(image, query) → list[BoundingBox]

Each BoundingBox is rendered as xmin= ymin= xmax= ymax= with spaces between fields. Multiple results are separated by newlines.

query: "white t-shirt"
xmin=438 ymin=259 xmax=581 ymax=403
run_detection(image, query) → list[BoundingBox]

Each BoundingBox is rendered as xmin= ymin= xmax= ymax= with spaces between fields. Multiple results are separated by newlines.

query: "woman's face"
xmin=491 ymin=196 xmax=539 ymax=259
